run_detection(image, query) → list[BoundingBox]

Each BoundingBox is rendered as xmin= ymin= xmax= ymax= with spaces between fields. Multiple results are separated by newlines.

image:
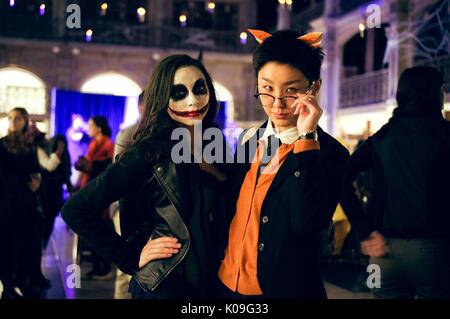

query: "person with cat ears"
xmin=217 ymin=29 xmax=349 ymax=299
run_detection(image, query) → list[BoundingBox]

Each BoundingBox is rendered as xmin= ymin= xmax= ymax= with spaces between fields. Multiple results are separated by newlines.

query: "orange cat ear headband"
xmin=248 ymin=29 xmax=323 ymax=48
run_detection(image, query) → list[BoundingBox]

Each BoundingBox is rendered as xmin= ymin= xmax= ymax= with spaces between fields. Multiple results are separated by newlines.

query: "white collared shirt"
xmin=259 ymin=119 xmax=300 ymax=145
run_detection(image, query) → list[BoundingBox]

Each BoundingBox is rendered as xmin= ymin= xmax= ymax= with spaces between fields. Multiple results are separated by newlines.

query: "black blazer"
xmin=222 ymin=122 xmax=349 ymax=298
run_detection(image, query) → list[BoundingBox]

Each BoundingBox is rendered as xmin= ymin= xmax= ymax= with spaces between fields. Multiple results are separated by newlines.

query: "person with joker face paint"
xmin=62 ymin=55 xmax=230 ymax=299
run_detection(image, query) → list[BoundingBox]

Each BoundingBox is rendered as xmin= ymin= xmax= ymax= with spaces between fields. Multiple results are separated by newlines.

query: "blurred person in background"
xmin=0 ymin=108 xmax=43 ymax=298
xmin=341 ymin=66 xmax=450 ymax=299
xmin=74 ymin=115 xmax=115 ymax=279
xmin=111 ymin=92 xmax=145 ymax=298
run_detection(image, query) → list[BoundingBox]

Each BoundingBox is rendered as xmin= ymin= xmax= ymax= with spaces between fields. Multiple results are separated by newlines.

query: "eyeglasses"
xmin=254 ymin=81 xmax=316 ymax=107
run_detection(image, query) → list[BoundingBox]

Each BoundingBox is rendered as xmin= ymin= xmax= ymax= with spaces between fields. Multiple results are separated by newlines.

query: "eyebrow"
xmin=260 ymin=77 xmax=304 ymax=86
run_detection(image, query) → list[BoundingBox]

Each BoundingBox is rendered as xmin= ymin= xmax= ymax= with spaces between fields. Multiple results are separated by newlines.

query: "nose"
xmin=273 ymin=97 xmax=286 ymax=109
xmin=187 ymin=93 xmax=200 ymax=108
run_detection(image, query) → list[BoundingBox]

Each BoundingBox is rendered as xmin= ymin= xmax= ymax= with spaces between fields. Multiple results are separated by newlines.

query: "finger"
xmin=148 ymin=241 xmax=181 ymax=250
xmin=299 ymin=95 xmax=322 ymax=114
xmin=151 ymin=237 xmax=179 ymax=244
xmin=148 ymin=247 xmax=180 ymax=255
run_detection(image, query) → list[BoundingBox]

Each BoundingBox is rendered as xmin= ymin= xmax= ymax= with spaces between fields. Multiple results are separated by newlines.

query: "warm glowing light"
xmin=101 ymin=3 xmax=108 ymax=10
xmin=179 ymin=14 xmax=187 ymax=27
xmin=39 ymin=3 xmax=45 ymax=16
xmin=240 ymin=32 xmax=247 ymax=45
xmin=85 ymin=29 xmax=93 ymax=42
xmin=207 ymin=1 xmax=215 ymax=13
xmin=137 ymin=7 xmax=146 ymax=23
xmin=359 ymin=23 xmax=365 ymax=38
xmin=81 ymin=73 xmax=142 ymax=96
xmin=278 ymin=0 xmax=286 ymax=4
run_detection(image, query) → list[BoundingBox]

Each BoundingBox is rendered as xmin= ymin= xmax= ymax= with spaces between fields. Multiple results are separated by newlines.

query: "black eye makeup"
xmin=170 ymin=84 xmax=188 ymax=101
xmin=193 ymin=79 xmax=208 ymax=95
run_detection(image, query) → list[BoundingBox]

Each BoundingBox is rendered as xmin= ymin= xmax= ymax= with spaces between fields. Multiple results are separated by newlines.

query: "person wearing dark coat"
xmin=341 ymin=66 xmax=450 ymax=299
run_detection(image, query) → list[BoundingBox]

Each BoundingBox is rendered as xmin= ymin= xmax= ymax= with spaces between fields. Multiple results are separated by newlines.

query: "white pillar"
xmin=365 ymin=28 xmax=375 ymax=72
xmin=323 ymin=25 xmax=340 ymax=135
xmin=385 ymin=23 xmax=399 ymax=101
xmin=276 ymin=3 xmax=291 ymax=30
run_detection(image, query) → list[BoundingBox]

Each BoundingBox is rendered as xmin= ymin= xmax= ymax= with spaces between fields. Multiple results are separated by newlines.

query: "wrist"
xmin=298 ymin=130 xmax=318 ymax=141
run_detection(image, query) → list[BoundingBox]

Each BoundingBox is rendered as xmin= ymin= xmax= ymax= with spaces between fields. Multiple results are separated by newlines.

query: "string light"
xmin=137 ymin=7 xmax=146 ymax=23
xmin=9 ymin=0 xmax=15 ymax=7
xmin=100 ymin=3 xmax=108 ymax=16
xmin=179 ymin=14 xmax=187 ymax=28
xmin=279 ymin=0 xmax=293 ymax=11
xmin=240 ymin=32 xmax=247 ymax=45
xmin=39 ymin=3 xmax=45 ymax=16
xmin=359 ymin=23 xmax=365 ymax=38
xmin=207 ymin=1 xmax=215 ymax=14
xmin=85 ymin=29 xmax=93 ymax=42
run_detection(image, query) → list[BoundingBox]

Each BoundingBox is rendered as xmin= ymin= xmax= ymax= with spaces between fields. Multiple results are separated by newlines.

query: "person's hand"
xmin=55 ymin=140 xmax=65 ymax=158
xmin=361 ymin=231 xmax=389 ymax=257
xmin=291 ymin=94 xmax=323 ymax=134
xmin=139 ymin=237 xmax=181 ymax=268
xmin=28 ymin=173 xmax=41 ymax=192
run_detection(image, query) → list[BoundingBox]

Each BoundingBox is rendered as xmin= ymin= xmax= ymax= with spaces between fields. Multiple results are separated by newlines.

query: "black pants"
xmin=370 ymin=238 xmax=450 ymax=299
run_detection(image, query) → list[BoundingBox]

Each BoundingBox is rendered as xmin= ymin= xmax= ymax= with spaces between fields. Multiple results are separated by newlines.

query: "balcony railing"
xmin=340 ymin=69 xmax=389 ymax=108
xmin=0 ymin=13 xmax=255 ymax=54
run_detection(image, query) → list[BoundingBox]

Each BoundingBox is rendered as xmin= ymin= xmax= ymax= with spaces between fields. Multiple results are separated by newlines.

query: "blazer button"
xmin=262 ymin=216 xmax=269 ymax=224
xmin=258 ymin=243 xmax=265 ymax=252
xmin=294 ymin=171 xmax=301 ymax=178
xmin=157 ymin=166 xmax=162 ymax=172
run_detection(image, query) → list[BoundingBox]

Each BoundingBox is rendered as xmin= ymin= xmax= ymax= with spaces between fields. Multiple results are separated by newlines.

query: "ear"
xmin=298 ymin=32 xmax=323 ymax=48
xmin=248 ymin=29 xmax=272 ymax=44
xmin=311 ymin=79 xmax=322 ymax=96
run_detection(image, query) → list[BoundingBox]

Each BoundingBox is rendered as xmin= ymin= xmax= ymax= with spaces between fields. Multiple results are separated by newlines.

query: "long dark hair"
xmin=132 ymin=54 xmax=218 ymax=152
xmin=4 ymin=107 xmax=31 ymax=154
xmin=393 ymin=66 xmax=444 ymax=119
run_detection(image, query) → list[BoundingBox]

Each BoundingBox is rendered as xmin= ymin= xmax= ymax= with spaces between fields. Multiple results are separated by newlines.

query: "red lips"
xmin=169 ymin=105 xmax=208 ymax=118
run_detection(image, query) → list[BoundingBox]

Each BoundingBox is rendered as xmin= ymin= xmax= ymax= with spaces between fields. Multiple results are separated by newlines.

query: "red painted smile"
xmin=169 ymin=105 xmax=208 ymax=118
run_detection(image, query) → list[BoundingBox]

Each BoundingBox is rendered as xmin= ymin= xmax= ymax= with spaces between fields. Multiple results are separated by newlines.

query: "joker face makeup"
xmin=167 ymin=66 xmax=210 ymax=126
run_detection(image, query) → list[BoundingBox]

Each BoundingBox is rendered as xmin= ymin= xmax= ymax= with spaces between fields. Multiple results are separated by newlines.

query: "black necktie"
xmin=258 ymin=135 xmax=280 ymax=177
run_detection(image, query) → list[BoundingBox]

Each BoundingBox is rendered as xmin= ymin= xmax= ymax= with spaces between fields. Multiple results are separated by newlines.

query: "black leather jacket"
xmin=62 ymin=140 xmax=222 ymax=292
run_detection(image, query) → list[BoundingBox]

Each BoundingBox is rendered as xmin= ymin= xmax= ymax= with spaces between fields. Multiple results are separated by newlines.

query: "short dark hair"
xmin=91 ymin=115 xmax=112 ymax=138
xmin=252 ymin=30 xmax=324 ymax=83
xmin=394 ymin=66 xmax=444 ymax=118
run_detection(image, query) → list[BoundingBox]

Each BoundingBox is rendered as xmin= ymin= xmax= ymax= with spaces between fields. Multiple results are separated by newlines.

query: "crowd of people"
xmin=1 ymin=28 xmax=449 ymax=300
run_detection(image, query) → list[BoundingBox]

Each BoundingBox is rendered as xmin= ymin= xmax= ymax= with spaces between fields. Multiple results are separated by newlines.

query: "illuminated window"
xmin=81 ymin=73 xmax=142 ymax=96
xmin=0 ymin=67 xmax=46 ymax=115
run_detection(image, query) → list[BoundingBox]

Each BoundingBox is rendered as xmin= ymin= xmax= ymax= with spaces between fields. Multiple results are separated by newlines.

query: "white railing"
xmin=340 ymin=69 xmax=389 ymax=108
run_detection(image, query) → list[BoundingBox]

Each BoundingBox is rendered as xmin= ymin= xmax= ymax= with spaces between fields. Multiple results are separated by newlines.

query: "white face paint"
xmin=167 ymin=66 xmax=210 ymax=126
